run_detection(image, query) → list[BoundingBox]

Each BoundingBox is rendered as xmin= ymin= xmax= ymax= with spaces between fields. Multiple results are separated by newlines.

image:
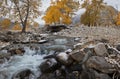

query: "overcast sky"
xmin=36 ymin=0 xmax=120 ymax=24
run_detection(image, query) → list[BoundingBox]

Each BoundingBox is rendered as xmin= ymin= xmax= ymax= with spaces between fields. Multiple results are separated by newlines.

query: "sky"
xmin=35 ymin=0 xmax=120 ymax=25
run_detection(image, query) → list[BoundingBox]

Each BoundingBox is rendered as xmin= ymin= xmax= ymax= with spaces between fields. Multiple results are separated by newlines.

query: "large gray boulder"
xmin=94 ymin=43 xmax=108 ymax=56
xmin=86 ymin=56 xmax=115 ymax=73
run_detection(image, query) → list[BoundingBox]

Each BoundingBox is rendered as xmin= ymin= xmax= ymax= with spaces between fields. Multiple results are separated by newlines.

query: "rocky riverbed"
xmin=0 ymin=26 xmax=120 ymax=79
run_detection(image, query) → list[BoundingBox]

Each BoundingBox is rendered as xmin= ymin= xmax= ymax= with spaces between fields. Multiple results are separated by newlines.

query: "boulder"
xmin=70 ymin=50 xmax=86 ymax=62
xmin=86 ymin=56 xmax=115 ymax=73
xmin=45 ymin=24 xmax=68 ymax=32
xmin=39 ymin=58 xmax=59 ymax=73
xmin=94 ymin=43 xmax=108 ymax=56
xmin=56 ymin=52 xmax=70 ymax=65
xmin=11 ymin=69 xmax=35 ymax=79
xmin=94 ymin=70 xmax=112 ymax=79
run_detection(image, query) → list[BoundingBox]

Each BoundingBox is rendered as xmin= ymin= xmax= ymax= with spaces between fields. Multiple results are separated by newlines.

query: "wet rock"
xmin=86 ymin=56 xmax=115 ymax=73
xmin=56 ymin=52 xmax=74 ymax=65
xmin=0 ymin=59 xmax=6 ymax=64
xmin=11 ymin=69 xmax=35 ymax=79
xmin=39 ymin=58 xmax=58 ymax=73
xmin=0 ymin=52 xmax=11 ymax=59
xmin=8 ymin=48 xmax=25 ymax=56
xmin=57 ymin=52 xmax=68 ymax=62
xmin=94 ymin=43 xmax=108 ymax=56
xmin=39 ymin=73 xmax=56 ymax=79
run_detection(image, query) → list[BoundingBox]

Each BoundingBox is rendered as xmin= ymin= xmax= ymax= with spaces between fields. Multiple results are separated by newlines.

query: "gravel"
xmin=57 ymin=25 xmax=120 ymax=45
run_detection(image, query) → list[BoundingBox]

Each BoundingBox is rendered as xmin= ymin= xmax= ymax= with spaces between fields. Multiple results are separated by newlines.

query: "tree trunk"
xmin=22 ymin=24 xmax=26 ymax=33
xmin=21 ymin=0 xmax=30 ymax=33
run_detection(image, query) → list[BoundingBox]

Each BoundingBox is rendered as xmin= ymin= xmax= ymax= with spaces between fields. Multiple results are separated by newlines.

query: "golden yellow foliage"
xmin=33 ymin=22 xmax=39 ymax=28
xmin=43 ymin=5 xmax=62 ymax=24
xmin=116 ymin=12 xmax=120 ymax=25
xmin=0 ymin=18 xmax=11 ymax=29
xmin=43 ymin=0 xmax=79 ymax=25
xmin=81 ymin=0 xmax=104 ymax=26
xmin=12 ymin=24 xmax=22 ymax=30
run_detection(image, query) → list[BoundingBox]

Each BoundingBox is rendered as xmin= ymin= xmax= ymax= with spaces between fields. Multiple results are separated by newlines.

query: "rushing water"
xmin=0 ymin=36 xmax=77 ymax=79
xmin=0 ymin=47 xmax=46 ymax=79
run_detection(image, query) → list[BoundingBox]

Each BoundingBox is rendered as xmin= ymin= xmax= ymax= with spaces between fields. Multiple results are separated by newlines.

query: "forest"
xmin=0 ymin=0 xmax=120 ymax=79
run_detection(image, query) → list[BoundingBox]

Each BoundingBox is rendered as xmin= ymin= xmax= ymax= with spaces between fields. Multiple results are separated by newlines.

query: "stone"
xmin=86 ymin=56 xmax=116 ymax=73
xmin=0 ymin=59 xmax=5 ymax=64
xmin=94 ymin=70 xmax=112 ymax=79
xmin=94 ymin=43 xmax=108 ymax=56
xmin=9 ymin=48 xmax=25 ymax=56
xmin=38 ymin=40 xmax=48 ymax=44
xmin=45 ymin=24 xmax=68 ymax=32
xmin=0 ymin=52 xmax=11 ymax=59
xmin=56 ymin=52 xmax=69 ymax=65
xmin=70 ymin=50 xmax=86 ymax=62
xmin=116 ymin=44 xmax=120 ymax=51
xmin=39 ymin=58 xmax=58 ymax=73
xmin=107 ymin=47 xmax=120 ymax=54
xmin=11 ymin=69 xmax=35 ymax=79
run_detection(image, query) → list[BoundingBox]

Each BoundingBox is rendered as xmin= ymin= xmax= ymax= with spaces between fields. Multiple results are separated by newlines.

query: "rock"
xmin=70 ymin=50 xmax=86 ymax=62
xmin=86 ymin=56 xmax=115 ymax=73
xmin=94 ymin=43 xmax=108 ymax=56
xmin=0 ymin=59 xmax=5 ymax=64
xmin=56 ymin=52 xmax=70 ymax=65
xmin=0 ymin=52 xmax=11 ymax=59
xmin=80 ymin=69 xmax=95 ymax=79
xmin=116 ymin=44 xmax=120 ymax=51
xmin=45 ymin=24 xmax=68 ymax=32
xmin=73 ymin=43 xmax=84 ymax=49
xmin=38 ymin=40 xmax=48 ymax=44
xmin=39 ymin=73 xmax=57 ymax=79
xmin=94 ymin=70 xmax=112 ymax=79
xmin=39 ymin=58 xmax=58 ymax=73
xmin=107 ymin=47 xmax=120 ymax=54
xmin=0 ymin=41 xmax=10 ymax=49
xmin=8 ymin=48 xmax=25 ymax=56
xmin=11 ymin=69 xmax=35 ymax=79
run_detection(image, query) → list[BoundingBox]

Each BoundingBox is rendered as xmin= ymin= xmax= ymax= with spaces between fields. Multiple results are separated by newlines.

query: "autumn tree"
xmin=116 ymin=12 xmax=120 ymax=25
xmin=1 ymin=0 xmax=41 ymax=32
xmin=12 ymin=23 xmax=22 ymax=30
xmin=81 ymin=0 xmax=104 ymax=26
xmin=0 ymin=18 xmax=11 ymax=29
xmin=43 ymin=0 xmax=80 ymax=25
